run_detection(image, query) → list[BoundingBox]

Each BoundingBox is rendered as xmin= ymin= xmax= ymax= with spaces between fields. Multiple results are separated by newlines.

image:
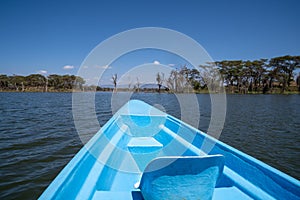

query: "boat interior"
xmin=40 ymin=100 xmax=299 ymax=200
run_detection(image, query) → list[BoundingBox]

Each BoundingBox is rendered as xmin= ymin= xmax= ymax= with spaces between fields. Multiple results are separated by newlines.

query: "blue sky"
xmin=0 ymin=0 xmax=299 ymax=80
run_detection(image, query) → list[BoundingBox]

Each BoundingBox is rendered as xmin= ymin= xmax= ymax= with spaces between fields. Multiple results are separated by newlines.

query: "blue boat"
xmin=40 ymin=100 xmax=300 ymax=200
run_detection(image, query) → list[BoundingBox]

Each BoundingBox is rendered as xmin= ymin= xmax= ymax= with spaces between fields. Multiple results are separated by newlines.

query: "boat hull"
xmin=40 ymin=100 xmax=300 ymax=200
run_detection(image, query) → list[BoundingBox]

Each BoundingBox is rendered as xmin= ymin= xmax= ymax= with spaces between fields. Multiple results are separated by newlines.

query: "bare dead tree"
xmin=136 ymin=77 xmax=140 ymax=92
xmin=112 ymin=74 xmax=117 ymax=92
xmin=156 ymin=72 xmax=164 ymax=93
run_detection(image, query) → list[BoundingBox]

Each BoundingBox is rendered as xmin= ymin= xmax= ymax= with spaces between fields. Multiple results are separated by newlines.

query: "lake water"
xmin=0 ymin=92 xmax=299 ymax=199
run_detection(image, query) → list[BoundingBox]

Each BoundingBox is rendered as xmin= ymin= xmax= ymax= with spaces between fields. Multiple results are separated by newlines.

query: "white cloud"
xmin=168 ymin=64 xmax=175 ymax=67
xmin=94 ymin=65 xmax=112 ymax=69
xmin=102 ymin=65 xmax=112 ymax=69
xmin=38 ymin=70 xmax=47 ymax=74
xmin=83 ymin=66 xmax=88 ymax=69
xmin=153 ymin=60 xmax=160 ymax=65
xmin=63 ymin=65 xmax=75 ymax=70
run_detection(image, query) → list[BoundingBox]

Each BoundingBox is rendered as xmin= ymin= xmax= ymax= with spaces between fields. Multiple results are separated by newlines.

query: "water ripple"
xmin=0 ymin=92 xmax=299 ymax=199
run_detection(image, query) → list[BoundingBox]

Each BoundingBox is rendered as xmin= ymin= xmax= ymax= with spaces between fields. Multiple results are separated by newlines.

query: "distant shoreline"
xmin=0 ymin=89 xmax=299 ymax=95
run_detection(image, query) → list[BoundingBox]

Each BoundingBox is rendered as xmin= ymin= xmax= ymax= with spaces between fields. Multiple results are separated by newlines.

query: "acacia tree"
xmin=0 ymin=74 xmax=86 ymax=91
xmin=187 ymin=69 xmax=201 ymax=90
xmin=26 ymin=74 xmax=46 ymax=88
xmin=165 ymin=67 xmax=195 ymax=93
xmin=200 ymin=63 xmax=224 ymax=93
xmin=10 ymin=75 xmax=26 ymax=91
xmin=48 ymin=74 xmax=62 ymax=89
xmin=269 ymin=55 xmax=300 ymax=93
xmin=74 ymin=76 xmax=85 ymax=91
xmin=0 ymin=75 xmax=9 ymax=91
xmin=47 ymin=74 xmax=84 ymax=91
xmin=216 ymin=60 xmax=240 ymax=93
xmin=251 ymin=59 xmax=267 ymax=92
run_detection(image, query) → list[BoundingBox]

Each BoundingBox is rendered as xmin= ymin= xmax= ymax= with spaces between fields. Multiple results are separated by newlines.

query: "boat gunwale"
xmin=39 ymin=100 xmax=300 ymax=199
xmin=165 ymin=112 xmax=300 ymax=198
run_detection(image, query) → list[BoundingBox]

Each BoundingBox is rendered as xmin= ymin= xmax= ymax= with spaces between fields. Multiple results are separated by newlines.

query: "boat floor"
xmin=93 ymin=188 xmax=252 ymax=200
xmin=92 ymin=182 xmax=253 ymax=200
xmin=78 ymin=166 xmax=254 ymax=200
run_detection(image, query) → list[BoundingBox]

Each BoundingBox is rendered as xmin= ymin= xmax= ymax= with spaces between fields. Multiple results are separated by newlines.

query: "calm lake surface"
xmin=0 ymin=92 xmax=299 ymax=199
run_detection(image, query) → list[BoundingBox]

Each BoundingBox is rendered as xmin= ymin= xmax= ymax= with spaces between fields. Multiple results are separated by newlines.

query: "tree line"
xmin=158 ymin=55 xmax=300 ymax=94
xmin=0 ymin=74 xmax=85 ymax=92
xmin=1 ymin=55 xmax=299 ymax=93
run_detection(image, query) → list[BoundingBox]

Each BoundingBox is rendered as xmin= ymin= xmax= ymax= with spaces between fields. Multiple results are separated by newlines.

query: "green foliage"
xmin=0 ymin=74 xmax=85 ymax=92
xmin=162 ymin=55 xmax=300 ymax=94
xmin=215 ymin=55 xmax=300 ymax=93
xmin=1 ymin=55 xmax=299 ymax=94
xmin=269 ymin=55 xmax=300 ymax=92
